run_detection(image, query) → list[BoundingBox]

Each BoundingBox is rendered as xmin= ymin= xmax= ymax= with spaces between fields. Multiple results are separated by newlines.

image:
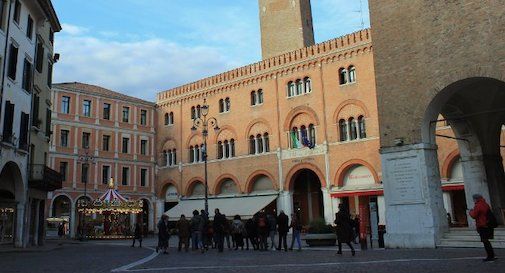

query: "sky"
xmin=52 ymin=0 xmax=370 ymax=101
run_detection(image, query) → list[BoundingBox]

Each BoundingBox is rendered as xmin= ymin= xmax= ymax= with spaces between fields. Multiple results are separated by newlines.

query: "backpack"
xmin=487 ymin=209 xmax=498 ymax=229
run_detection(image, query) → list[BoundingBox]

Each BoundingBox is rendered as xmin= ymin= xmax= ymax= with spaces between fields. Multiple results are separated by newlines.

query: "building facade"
xmin=154 ymin=0 xmax=476 ymax=244
xmin=47 ymin=83 xmax=157 ymax=238
xmin=0 ymin=0 xmax=60 ymax=248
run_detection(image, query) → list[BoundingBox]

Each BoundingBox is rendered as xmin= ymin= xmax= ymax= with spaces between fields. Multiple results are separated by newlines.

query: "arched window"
xmin=295 ymin=79 xmax=303 ymax=95
xmin=168 ymin=149 xmax=173 ymax=166
xmin=287 ymin=81 xmax=295 ymax=97
xmin=291 ymin=127 xmax=299 ymax=148
xmin=304 ymin=77 xmax=312 ymax=93
xmin=162 ymin=150 xmax=167 ymax=166
xmin=230 ymin=139 xmax=235 ymax=157
xmin=339 ymin=119 xmax=347 ymax=141
xmin=250 ymin=91 xmax=257 ymax=106
xmin=348 ymin=65 xmax=356 ymax=83
xmin=349 ymin=117 xmax=357 ymax=140
xmin=164 ymin=113 xmax=169 ymax=125
xmin=172 ymin=149 xmax=177 ymax=165
xmin=169 ymin=112 xmax=174 ymax=125
xmin=217 ymin=141 xmax=223 ymax=159
xmin=257 ymin=134 xmax=263 ymax=153
xmin=258 ymin=89 xmax=264 ymax=104
xmin=219 ymin=99 xmax=224 ymax=113
xmin=309 ymin=124 xmax=316 ymax=145
xmin=191 ymin=106 xmax=196 ymax=120
xmin=339 ymin=68 xmax=348 ymax=85
xmin=224 ymin=140 xmax=229 ymax=158
xmin=264 ymin=133 xmax=270 ymax=152
xmin=249 ymin=135 xmax=255 ymax=154
xmin=195 ymin=145 xmax=200 ymax=162
xmin=189 ymin=146 xmax=194 ymax=163
xmin=196 ymin=105 xmax=201 ymax=118
xmin=225 ymin=97 xmax=231 ymax=112
xmin=358 ymin=116 xmax=366 ymax=138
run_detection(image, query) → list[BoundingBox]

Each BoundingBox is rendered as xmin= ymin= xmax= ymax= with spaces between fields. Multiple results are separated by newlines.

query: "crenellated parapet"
xmin=156 ymin=29 xmax=372 ymax=106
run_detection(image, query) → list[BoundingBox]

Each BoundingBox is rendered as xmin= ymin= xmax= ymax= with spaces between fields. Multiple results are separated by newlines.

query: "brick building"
xmin=155 ymin=0 xmax=470 ymax=240
xmin=47 ymin=83 xmax=156 ymax=238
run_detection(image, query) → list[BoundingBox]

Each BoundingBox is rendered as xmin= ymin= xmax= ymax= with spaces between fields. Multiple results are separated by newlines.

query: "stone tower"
xmin=259 ymin=0 xmax=315 ymax=59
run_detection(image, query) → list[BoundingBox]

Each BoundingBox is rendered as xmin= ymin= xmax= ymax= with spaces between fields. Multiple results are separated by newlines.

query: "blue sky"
xmin=52 ymin=0 xmax=370 ymax=101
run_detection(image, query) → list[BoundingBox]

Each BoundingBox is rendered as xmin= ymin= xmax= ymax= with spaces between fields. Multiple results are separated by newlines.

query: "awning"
xmin=165 ymin=194 xmax=278 ymax=220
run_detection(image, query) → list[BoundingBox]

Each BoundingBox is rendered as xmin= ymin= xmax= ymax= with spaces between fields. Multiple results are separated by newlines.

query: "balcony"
xmin=29 ymin=165 xmax=63 ymax=191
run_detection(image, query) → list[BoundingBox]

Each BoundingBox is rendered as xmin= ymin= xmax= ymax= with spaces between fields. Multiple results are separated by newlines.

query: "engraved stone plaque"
xmin=387 ymin=156 xmax=424 ymax=205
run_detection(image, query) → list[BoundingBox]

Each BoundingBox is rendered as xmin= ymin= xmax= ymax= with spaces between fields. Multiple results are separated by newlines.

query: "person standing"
xmin=200 ymin=209 xmax=209 ymax=251
xmin=277 ymin=211 xmax=289 ymax=251
xmin=232 ymin=215 xmax=245 ymax=250
xmin=289 ymin=214 xmax=302 ymax=251
xmin=267 ymin=213 xmax=277 ymax=250
xmin=176 ymin=214 xmax=191 ymax=252
xmin=469 ymin=194 xmax=496 ymax=262
xmin=335 ymin=204 xmax=355 ymax=256
xmin=190 ymin=210 xmax=203 ymax=252
xmin=257 ymin=212 xmax=269 ymax=251
xmin=213 ymin=208 xmax=226 ymax=253
xmin=131 ymin=221 xmax=142 ymax=248
xmin=222 ymin=214 xmax=232 ymax=250
xmin=245 ymin=218 xmax=258 ymax=250
xmin=157 ymin=215 xmax=170 ymax=254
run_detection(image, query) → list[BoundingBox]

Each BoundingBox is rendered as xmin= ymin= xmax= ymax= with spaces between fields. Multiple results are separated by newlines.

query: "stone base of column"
xmin=381 ymin=143 xmax=447 ymax=249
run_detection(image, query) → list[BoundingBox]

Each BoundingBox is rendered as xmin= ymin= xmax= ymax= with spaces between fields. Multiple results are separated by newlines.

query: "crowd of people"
xmin=153 ymin=205 xmax=359 ymax=256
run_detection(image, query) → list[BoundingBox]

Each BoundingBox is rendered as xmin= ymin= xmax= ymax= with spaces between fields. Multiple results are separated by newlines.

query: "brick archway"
xmin=184 ymin=177 xmax=205 ymax=196
xmin=333 ymin=99 xmax=370 ymax=122
xmin=213 ymin=174 xmax=242 ymax=195
xmin=285 ymin=162 xmax=326 ymax=191
xmin=245 ymin=170 xmax=277 ymax=193
xmin=441 ymin=149 xmax=460 ymax=179
xmin=157 ymin=179 xmax=179 ymax=199
xmin=334 ymin=159 xmax=380 ymax=187
xmin=283 ymin=105 xmax=320 ymax=131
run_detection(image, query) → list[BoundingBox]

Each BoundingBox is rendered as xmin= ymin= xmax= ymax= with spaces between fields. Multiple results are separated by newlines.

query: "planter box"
xmin=303 ymin=233 xmax=337 ymax=247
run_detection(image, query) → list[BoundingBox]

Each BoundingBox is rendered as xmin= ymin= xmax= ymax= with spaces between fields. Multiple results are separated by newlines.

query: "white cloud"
xmin=60 ymin=23 xmax=89 ymax=36
xmin=54 ymin=29 xmax=235 ymax=101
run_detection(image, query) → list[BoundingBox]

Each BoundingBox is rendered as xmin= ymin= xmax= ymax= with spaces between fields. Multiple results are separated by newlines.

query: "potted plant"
xmin=303 ymin=218 xmax=336 ymax=247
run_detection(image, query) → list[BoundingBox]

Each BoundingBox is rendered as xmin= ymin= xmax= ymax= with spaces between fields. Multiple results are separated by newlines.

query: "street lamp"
xmin=191 ymin=98 xmax=220 ymax=215
xmin=77 ymin=150 xmax=96 ymax=241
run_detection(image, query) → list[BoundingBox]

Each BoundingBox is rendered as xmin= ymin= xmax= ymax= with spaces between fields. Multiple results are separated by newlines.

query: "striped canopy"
xmin=98 ymin=188 xmax=128 ymax=203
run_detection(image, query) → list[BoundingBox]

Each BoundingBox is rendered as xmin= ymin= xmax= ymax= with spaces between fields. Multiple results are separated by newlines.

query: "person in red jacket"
xmin=469 ymin=194 xmax=495 ymax=262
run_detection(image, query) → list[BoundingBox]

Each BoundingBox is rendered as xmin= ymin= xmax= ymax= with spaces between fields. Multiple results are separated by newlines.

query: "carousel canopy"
xmin=77 ymin=178 xmax=143 ymax=214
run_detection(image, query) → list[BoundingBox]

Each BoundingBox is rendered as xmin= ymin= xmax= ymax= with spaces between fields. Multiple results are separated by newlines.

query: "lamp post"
xmin=77 ymin=150 xmax=95 ymax=241
xmin=191 ymin=99 xmax=220 ymax=215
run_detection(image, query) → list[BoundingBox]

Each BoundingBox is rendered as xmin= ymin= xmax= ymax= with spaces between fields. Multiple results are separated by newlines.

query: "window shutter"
xmin=2 ymin=101 xmax=15 ymax=142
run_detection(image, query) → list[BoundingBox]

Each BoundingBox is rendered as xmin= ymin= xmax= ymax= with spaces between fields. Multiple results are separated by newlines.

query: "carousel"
xmin=77 ymin=178 xmax=143 ymax=239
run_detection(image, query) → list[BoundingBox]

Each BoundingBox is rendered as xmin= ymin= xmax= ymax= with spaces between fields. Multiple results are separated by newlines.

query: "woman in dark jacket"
xmin=131 ymin=222 xmax=142 ymax=247
xmin=335 ymin=204 xmax=355 ymax=256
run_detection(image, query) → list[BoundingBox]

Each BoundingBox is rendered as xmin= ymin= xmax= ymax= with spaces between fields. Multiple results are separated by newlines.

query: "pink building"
xmin=47 ymin=82 xmax=156 ymax=238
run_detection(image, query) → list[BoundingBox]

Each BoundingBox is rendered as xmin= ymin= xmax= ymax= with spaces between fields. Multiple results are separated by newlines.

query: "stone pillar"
xmin=277 ymin=191 xmax=293 ymax=221
xmin=380 ymin=143 xmax=447 ymax=248
xmin=442 ymin=191 xmax=454 ymax=223
xmin=377 ymin=196 xmax=386 ymax=226
xmin=321 ymin=188 xmax=333 ymax=224
xmin=33 ymin=200 xmax=40 ymax=246
xmin=460 ymin=155 xmax=490 ymax=229
xmin=482 ymin=154 xmax=505 ymax=225
xmin=15 ymin=202 xmax=25 ymax=247
xmin=70 ymin=201 xmax=76 ymax=238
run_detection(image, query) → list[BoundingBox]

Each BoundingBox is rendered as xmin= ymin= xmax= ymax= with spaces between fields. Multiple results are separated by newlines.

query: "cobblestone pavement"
xmin=1 ymin=238 xmax=503 ymax=273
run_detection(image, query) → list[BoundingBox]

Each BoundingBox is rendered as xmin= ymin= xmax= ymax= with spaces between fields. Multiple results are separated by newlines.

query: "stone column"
xmin=70 ymin=201 xmax=76 ymax=238
xmin=377 ymin=196 xmax=386 ymax=226
xmin=277 ymin=191 xmax=293 ymax=222
xmin=482 ymin=154 xmax=505 ymax=225
xmin=262 ymin=136 xmax=267 ymax=153
xmin=321 ymin=188 xmax=333 ymax=224
xmin=380 ymin=143 xmax=447 ymax=248
xmin=442 ymin=191 xmax=454 ymax=223
xmin=15 ymin=202 xmax=25 ymax=247
xmin=460 ymin=155 xmax=490 ymax=229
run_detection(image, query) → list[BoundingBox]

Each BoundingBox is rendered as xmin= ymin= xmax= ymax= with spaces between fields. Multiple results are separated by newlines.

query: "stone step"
xmin=438 ymin=239 xmax=505 ymax=249
xmin=444 ymin=234 xmax=505 ymax=240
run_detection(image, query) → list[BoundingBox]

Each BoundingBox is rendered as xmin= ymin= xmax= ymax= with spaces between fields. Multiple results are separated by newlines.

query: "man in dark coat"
xmin=213 ymin=208 xmax=226 ymax=252
xmin=157 ymin=215 xmax=170 ymax=254
xmin=245 ymin=218 xmax=258 ymax=250
xmin=276 ymin=211 xmax=289 ymax=251
xmin=176 ymin=214 xmax=191 ymax=252
xmin=335 ymin=204 xmax=355 ymax=256
xmin=257 ymin=212 xmax=269 ymax=251
xmin=131 ymin=221 xmax=142 ymax=248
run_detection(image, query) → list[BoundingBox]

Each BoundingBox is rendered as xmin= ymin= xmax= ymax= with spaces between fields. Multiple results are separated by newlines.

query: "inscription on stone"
xmin=388 ymin=156 xmax=423 ymax=205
